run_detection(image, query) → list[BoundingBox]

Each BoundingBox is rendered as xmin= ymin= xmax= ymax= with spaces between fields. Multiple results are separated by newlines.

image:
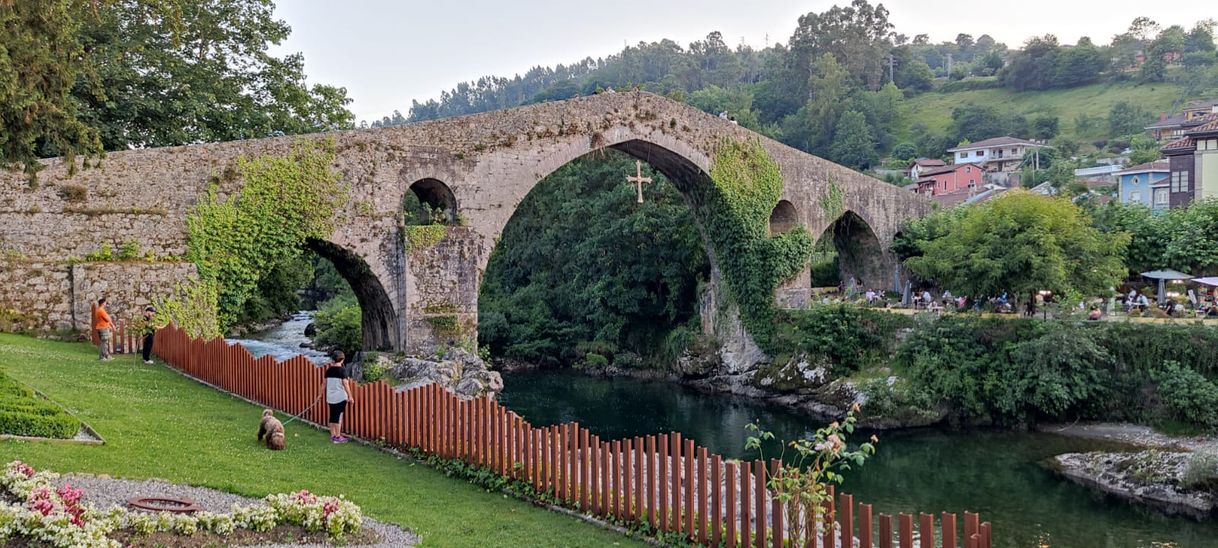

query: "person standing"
xmin=93 ymin=298 xmax=114 ymax=361
xmin=325 ymin=350 xmax=354 ymax=444
xmin=139 ymin=306 xmax=157 ymax=364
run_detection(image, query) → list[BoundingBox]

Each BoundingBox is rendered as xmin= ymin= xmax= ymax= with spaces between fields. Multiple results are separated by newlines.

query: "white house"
xmin=946 ymin=137 xmax=1049 ymax=174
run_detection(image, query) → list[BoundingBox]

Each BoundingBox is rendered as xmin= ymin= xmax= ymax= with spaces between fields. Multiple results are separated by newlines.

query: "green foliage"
xmin=186 ymin=140 xmax=346 ymax=330
xmin=314 ymin=296 xmax=361 ymax=356
xmin=1108 ymin=100 xmax=1152 ymax=137
xmin=478 ymin=151 xmax=708 ymax=366
xmin=1152 ymin=362 xmax=1218 ymax=428
xmin=404 ymin=225 xmax=448 ymax=251
xmin=361 ymin=359 xmax=388 ymax=383
xmin=829 ymin=110 xmax=878 ymax=169
xmin=903 ymin=191 xmax=1129 ymax=305
xmin=118 ymin=239 xmax=140 ymax=261
xmin=240 ymin=254 xmax=311 ymax=325
xmin=154 ymin=279 xmax=221 ymax=339
xmin=0 ymin=372 xmax=79 ymax=439
xmin=771 ymin=306 xmax=913 ymax=376
xmin=950 ymin=103 xmax=1028 ymax=142
xmin=699 ymin=139 xmax=814 ymax=348
xmin=1183 ymin=451 xmax=1218 ymax=494
xmin=1088 ymin=199 xmax=1218 ymax=275
xmin=85 ymin=242 xmax=115 ymax=262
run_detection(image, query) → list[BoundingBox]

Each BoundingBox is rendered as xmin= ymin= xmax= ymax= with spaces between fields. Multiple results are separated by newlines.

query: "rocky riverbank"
xmin=1048 ymin=451 xmax=1217 ymax=519
xmin=363 ymin=348 xmax=503 ymax=399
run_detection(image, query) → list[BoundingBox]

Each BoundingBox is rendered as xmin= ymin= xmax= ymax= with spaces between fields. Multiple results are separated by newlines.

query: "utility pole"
xmin=946 ymin=53 xmax=953 ymax=75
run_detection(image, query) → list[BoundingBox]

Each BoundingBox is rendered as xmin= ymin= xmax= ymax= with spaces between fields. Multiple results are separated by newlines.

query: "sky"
xmin=271 ymin=0 xmax=1207 ymax=122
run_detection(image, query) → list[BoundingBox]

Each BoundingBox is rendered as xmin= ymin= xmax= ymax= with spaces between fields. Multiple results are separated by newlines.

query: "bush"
xmin=0 ymin=374 xmax=80 ymax=439
xmin=313 ymin=297 xmax=361 ymax=356
xmin=772 ymin=305 xmax=913 ymax=377
xmin=1151 ymin=361 xmax=1218 ymax=428
xmin=57 ymin=184 xmax=87 ymax=203
xmin=1182 ymin=451 xmax=1218 ymax=494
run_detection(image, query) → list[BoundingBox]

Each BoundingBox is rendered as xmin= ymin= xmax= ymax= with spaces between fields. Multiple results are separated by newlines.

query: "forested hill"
xmin=372 ymin=2 xmax=1218 ymax=170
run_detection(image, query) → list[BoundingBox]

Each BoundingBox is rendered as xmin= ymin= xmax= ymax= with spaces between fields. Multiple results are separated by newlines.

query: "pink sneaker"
xmin=331 ymin=436 xmax=348 ymax=444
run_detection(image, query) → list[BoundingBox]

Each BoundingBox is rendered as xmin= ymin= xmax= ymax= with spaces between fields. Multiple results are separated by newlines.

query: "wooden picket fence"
xmin=89 ymin=319 xmax=148 ymax=357
xmin=152 ymin=324 xmax=993 ymax=548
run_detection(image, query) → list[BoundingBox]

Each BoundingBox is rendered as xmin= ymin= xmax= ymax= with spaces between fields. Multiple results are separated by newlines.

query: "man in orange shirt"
xmin=93 ymin=298 xmax=114 ymax=361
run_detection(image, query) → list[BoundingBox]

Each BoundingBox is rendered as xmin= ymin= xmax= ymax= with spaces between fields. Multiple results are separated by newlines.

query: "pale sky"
xmin=271 ymin=0 xmax=1208 ymax=122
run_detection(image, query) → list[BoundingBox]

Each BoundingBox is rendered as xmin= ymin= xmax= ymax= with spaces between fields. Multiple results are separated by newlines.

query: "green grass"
xmin=0 ymin=369 xmax=80 ymax=438
xmin=901 ymin=80 xmax=1187 ymax=142
xmin=0 ymin=334 xmax=642 ymax=547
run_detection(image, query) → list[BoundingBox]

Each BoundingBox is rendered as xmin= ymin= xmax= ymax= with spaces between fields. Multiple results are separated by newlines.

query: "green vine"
xmin=695 ymin=138 xmax=814 ymax=349
xmin=405 ymin=225 xmax=448 ymax=251
xmin=183 ymin=139 xmax=347 ymax=332
xmin=153 ymin=279 xmax=221 ymax=338
xmin=819 ymin=178 xmax=845 ymax=220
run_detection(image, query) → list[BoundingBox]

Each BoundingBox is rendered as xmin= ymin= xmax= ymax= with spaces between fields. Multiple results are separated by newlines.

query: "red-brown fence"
xmin=89 ymin=319 xmax=148 ymax=357
xmin=153 ymin=324 xmax=993 ymax=548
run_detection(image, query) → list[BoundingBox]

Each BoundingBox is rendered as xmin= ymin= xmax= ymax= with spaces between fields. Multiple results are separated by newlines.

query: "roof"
xmin=916 ymin=163 xmax=983 ymax=180
xmin=910 ymin=158 xmax=946 ymax=168
xmin=1186 ymin=117 xmax=1218 ymax=136
xmin=947 ymin=136 xmax=1045 ymax=152
xmin=1146 ymin=114 xmax=1189 ymax=129
xmin=1114 ymin=160 xmax=1170 ymax=175
xmin=1185 ymin=98 xmax=1218 ymax=110
xmin=1162 ymin=137 xmax=1195 ymax=154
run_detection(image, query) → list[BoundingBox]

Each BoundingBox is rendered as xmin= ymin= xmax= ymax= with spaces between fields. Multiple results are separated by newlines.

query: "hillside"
xmin=900 ymin=80 xmax=1189 ymax=143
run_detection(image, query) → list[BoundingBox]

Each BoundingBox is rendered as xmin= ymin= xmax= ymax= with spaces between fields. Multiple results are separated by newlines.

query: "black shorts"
xmin=328 ymin=401 xmax=347 ymax=423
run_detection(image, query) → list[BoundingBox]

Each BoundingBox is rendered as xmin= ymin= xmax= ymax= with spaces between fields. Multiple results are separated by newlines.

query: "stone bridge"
xmin=0 ymin=91 xmax=930 ymax=354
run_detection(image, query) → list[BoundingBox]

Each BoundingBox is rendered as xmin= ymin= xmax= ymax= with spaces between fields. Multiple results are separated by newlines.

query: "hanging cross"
xmin=626 ymin=160 xmax=652 ymax=204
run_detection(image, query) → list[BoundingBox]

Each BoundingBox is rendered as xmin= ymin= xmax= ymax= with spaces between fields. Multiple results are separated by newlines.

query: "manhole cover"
xmin=127 ymin=496 xmax=202 ymax=514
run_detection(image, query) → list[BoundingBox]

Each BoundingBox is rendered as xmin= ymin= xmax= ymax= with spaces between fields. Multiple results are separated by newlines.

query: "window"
xmin=1154 ymin=188 xmax=1169 ymax=205
xmin=1182 ymin=171 xmax=1190 ymax=191
xmin=1172 ymin=172 xmax=1181 ymax=193
xmin=1130 ymin=190 xmax=1141 ymax=202
xmin=1132 ymin=176 xmax=1140 ymax=185
xmin=975 ymin=151 xmax=984 ymax=157
xmin=966 ymin=166 xmax=971 ymax=173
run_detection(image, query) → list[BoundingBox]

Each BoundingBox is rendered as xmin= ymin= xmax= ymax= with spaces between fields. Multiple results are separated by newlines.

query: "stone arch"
xmin=818 ymin=211 xmax=885 ymax=293
xmin=769 ymin=200 xmax=799 ymax=235
xmin=407 ymin=178 xmax=458 ymax=225
xmin=306 ymin=238 xmax=398 ymax=351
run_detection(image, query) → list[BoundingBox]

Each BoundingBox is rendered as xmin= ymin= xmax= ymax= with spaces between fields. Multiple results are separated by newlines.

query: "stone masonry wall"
xmin=0 ymin=260 xmax=196 ymax=335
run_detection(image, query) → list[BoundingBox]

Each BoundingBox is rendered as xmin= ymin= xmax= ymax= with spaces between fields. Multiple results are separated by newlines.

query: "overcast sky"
xmin=271 ymin=0 xmax=1207 ymax=122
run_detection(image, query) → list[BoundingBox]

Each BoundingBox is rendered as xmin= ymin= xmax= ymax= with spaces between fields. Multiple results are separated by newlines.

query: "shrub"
xmin=772 ymin=305 xmax=912 ymax=377
xmin=314 ymin=297 xmax=361 ymax=355
xmin=1182 ymin=451 xmax=1218 ymax=494
xmin=1151 ymin=361 xmax=1218 ymax=428
xmin=118 ymin=239 xmax=141 ymax=260
xmin=57 ymin=184 xmax=87 ymax=203
xmin=0 ymin=374 xmax=80 ymax=439
xmin=85 ymin=242 xmax=114 ymax=261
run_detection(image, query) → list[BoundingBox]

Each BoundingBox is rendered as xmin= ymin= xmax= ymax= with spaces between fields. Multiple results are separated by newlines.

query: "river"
xmin=225 ymin=311 xmax=331 ymax=364
xmin=237 ymin=324 xmax=1218 ymax=547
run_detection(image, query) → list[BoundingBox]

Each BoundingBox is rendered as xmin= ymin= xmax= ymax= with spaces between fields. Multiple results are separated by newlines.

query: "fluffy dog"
xmin=257 ymin=409 xmax=286 ymax=450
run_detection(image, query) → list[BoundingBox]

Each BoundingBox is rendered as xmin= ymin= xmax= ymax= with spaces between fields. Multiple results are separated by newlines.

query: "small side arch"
xmin=406 ymin=178 xmax=458 ymax=225
xmin=769 ymin=200 xmax=799 ymax=235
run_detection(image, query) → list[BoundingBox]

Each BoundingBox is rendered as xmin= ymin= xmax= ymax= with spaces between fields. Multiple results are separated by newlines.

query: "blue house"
xmin=1117 ymin=161 xmax=1171 ymax=211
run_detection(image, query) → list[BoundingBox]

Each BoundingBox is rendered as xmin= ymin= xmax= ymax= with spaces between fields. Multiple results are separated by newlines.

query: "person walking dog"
xmin=325 ymin=351 xmax=354 ymax=443
xmin=92 ymin=298 xmax=114 ymax=361
xmin=140 ymin=306 xmax=157 ymax=364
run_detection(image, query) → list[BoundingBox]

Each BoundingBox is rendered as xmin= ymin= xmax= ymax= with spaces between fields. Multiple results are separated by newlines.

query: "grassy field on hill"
xmin=0 ymin=334 xmax=641 ymax=547
xmin=900 ymin=81 xmax=1188 ymax=142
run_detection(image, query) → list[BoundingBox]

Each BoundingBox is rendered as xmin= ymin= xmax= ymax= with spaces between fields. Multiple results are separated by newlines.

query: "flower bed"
xmin=0 ymin=373 xmax=80 ymax=439
xmin=0 ymin=461 xmax=368 ymax=547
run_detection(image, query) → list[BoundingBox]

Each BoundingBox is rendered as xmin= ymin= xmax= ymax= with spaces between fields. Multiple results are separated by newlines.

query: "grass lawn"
xmin=0 ymin=334 xmax=643 ymax=547
xmin=900 ymin=80 xmax=1186 ymax=142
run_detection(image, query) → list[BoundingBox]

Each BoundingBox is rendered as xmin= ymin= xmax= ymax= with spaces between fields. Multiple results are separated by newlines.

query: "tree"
xmin=950 ymin=104 xmax=1027 ymax=142
xmin=1108 ymin=101 xmax=1151 ymax=137
xmin=74 ymin=0 xmax=353 ymax=149
xmin=1052 ymin=39 xmax=1106 ymax=87
xmin=1128 ymin=135 xmax=1162 ymax=165
xmin=1000 ymin=35 xmax=1060 ymax=91
xmin=1087 ymin=201 xmax=1165 ymax=274
xmin=688 ymin=86 xmax=762 ymax=130
xmin=1032 ymin=115 xmax=1060 ymax=140
xmin=904 ymin=192 xmax=1129 ymax=308
xmin=1141 ymin=25 xmax=1187 ymax=82
xmin=780 ymin=54 xmax=850 ymax=156
xmin=829 ymin=110 xmax=878 ymax=169
xmin=0 ymin=0 xmax=105 ymax=181
xmin=895 ymin=59 xmax=934 ymax=92
xmin=891 ymin=142 xmax=918 ymax=161
xmin=788 ymin=0 xmax=894 ymax=93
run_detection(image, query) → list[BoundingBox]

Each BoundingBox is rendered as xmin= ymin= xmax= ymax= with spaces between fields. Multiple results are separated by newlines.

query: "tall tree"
xmin=788 ymin=0 xmax=894 ymax=94
xmin=829 ymin=110 xmax=878 ymax=169
xmin=74 ymin=0 xmax=353 ymax=150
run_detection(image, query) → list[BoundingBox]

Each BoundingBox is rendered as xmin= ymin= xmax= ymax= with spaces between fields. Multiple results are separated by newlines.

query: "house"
xmin=914 ymin=163 xmax=985 ymax=196
xmin=907 ymin=158 xmax=946 ymax=181
xmin=946 ymin=137 xmax=1049 ymax=175
xmin=1146 ymin=99 xmax=1218 ymax=141
xmin=1115 ymin=160 xmax=1171 ymax=211
xmin=1161 ymin=116 xmax=1218 ymax=208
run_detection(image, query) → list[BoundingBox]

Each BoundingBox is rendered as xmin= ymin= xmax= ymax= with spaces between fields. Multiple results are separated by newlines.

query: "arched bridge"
xmin=0 ymin=91 xmax=930 ymax=355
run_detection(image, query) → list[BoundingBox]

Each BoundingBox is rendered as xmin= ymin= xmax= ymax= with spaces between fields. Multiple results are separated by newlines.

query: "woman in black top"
xmin=324 ymin=351 xmax=354 ymax=443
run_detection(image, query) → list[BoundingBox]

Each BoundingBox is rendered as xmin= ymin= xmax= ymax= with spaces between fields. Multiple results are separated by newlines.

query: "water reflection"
xmin=499 ymin=369 xmax=1218 ymax=548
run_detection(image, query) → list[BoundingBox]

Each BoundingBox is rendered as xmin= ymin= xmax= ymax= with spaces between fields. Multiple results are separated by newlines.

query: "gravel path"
xmin=59 ymin=474 xmax=419 ymax=547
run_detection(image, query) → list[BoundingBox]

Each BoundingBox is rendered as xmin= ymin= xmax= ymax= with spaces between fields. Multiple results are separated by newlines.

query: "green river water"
xmin=498 ymin=369 xmax=1218 ymax=548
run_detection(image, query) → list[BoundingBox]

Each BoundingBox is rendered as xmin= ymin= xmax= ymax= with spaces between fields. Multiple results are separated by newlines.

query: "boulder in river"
xmin=365 ymin=348 xmax=503 ymax=399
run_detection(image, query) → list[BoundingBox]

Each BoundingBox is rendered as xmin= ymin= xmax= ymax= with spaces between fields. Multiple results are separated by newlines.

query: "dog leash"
xmin=279 ymin=381 xmax=326 ymax=426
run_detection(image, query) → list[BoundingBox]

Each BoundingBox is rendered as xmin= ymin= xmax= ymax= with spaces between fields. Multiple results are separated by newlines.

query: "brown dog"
xmin=257 ymin=409 xmax=285 ymax=450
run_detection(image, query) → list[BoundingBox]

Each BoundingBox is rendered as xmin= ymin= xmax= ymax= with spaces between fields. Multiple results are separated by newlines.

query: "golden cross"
xmin=626 ymin=160 xmax=653 ymax=204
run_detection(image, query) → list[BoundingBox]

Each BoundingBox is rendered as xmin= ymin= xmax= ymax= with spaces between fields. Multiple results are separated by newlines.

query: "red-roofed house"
xmin=914 ymin=163 xmax=985 ymax=196
xmin=907 ymin=158 xmax=946 ymax=180
xmin=1161 ymin=116 xmax=1218 ymax=208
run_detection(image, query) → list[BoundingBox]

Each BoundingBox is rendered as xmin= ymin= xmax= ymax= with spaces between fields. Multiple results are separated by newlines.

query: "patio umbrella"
xmin=1192 ymin=277 xmax=1218 ymax=287
xmin=1141 ymin=269 xmax=1192 ymax=304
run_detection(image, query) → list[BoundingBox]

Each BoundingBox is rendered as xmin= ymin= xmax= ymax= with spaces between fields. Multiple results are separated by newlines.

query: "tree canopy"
xmin=903 ymin=192 xmax=1129 ymax=301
